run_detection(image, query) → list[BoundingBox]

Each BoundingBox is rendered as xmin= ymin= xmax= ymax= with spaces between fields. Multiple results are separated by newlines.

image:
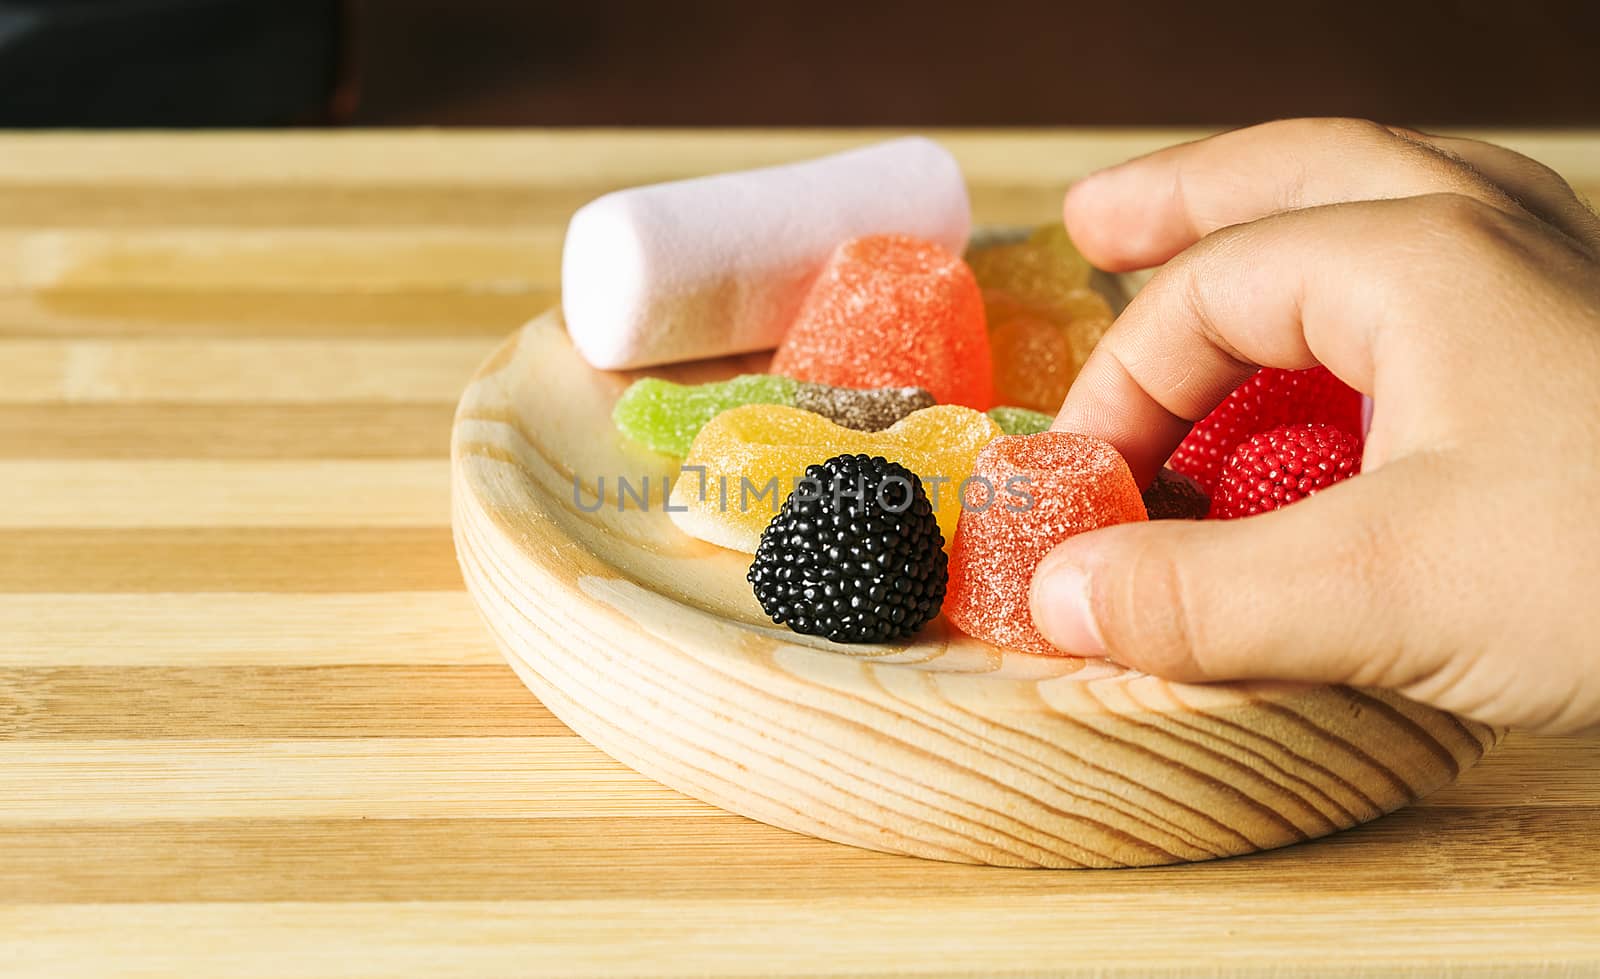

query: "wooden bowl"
xmin=451 ymin=309 xmax=1499 ymax=868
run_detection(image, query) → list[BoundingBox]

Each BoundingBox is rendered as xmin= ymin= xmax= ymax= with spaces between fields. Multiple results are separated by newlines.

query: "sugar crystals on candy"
xmin=970 ymin=225 xmax=1114 ymax=412
xmin=770 ymin=234 xmax=994 ymax=409
xmin=985 ymin=290 xmax=1112 ymax=411
xmin=794 ymin=382 xmax=935 ymax=432
xmin=944 ymin=432 xmax=1145 ymax=656
xmin=985 ymin=294 xmax=1076 ymax=413
xmin=967 ymin=223 xmax=1093 ymax=315
xmin=613 ymin=374 xmax=797 ymax=457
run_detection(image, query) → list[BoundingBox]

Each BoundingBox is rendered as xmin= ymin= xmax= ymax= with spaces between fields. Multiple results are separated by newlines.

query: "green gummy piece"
xmin=987 ymin=406 xmax=1053 ymax=436
xmin=613 ymin=373 xmax=799 ymax=457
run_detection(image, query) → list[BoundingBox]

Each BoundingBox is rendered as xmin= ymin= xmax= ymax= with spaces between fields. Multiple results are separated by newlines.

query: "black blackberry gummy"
xmin=747 ymin=453 xmax=947 ymax=644
xmin=1141 ymin=467 xmax=1211 ymax=521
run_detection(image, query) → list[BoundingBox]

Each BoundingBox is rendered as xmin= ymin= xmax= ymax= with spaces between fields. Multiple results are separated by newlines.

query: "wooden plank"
xmin=0 ymin=129 xmax=1204 ymax=186
xmin=0 ymin=738 xmax=722 ymax=821
xmin=3 ymin=805 xmax=1598 ymax=905
xmin=1413 ymin=735 xmax=1600 ymax=809
xmin=0 ymin=229 xmax=560 ymax=293
xmin=0 ymin=528 xmax=463 ymax=593
xmin=0 ymin=895 xmax=1595 ymax=978
xmin=1 ymin=338 xmax=496 ymax=403
xmin=0 ymin=128 xmax=1592 ymax=188
xmin=32 ymin=805 xmax=1600 ymax=908
xmin=0 ymin=460 xmax=449 ymax=527
xmin=0 ymin=666 xmax=563 ymax=740
xmin=0 ymin=184 xmax=597 ymax=229
xmin=0 ymin=593 xmax=496 ymax=666
xmin=0 ymin=130 xmax=1593 ymax=975
xmin=0 ymin=132 xmax=1586 ymax=238
xmin=0 ymin=404 xmax=455 ymax=459
xmin=0 ymin=183 xmax=1066 ymax=232
xmin=0 ymin=731 xmax=1588 ymax=820
xmin=0 ymin=290 xmax=550 ymax=340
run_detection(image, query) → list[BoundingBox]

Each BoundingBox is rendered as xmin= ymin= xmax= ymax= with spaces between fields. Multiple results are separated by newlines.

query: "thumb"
xmin=1027 ymin=467 xmax=1439 ymax=687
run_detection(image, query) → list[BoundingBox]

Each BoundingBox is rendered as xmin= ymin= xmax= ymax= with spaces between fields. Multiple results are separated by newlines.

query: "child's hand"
xmin=1028 ymin=119 xmax=1600 ymax=734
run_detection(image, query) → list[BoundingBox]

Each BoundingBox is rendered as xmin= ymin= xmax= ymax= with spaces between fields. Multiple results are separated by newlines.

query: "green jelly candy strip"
xmin=987 ymin=406 xmax=1053 ymax=436
xmin=613 ymin=374 xmax=799 ymax=457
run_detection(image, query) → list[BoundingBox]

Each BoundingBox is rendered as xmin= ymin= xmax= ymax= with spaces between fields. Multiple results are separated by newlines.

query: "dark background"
xmin=3 ymin=0 xmax=1597 ymax=127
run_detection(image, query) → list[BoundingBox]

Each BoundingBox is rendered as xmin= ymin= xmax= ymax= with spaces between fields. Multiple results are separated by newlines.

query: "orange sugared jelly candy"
xmin=771 ymin=234 xmax=993 ymax=409
xmin=984 ymin=289 xmax=1114 ymax=412
xmin=986 ymin=293 xmax=1072 ymax=413
xmin=972 ymin=223 xmax=1114 ymax=413
xmin=944 ymin=431 xmax=1145 ymax=656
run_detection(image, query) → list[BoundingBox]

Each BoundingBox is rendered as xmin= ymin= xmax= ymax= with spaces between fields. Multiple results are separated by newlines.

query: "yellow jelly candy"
xmin=967 ymin=224 xmax=1113 ymax=411
xmin=668 ymin=404 xmax=1002 ymax=553
xmin=1028 ymin=221 xmax=1090 ymax=263
xmin=967 ymin=222 xmax=1093 ymax=312
xmin=983 ymin=288 xmax=1113 ymax=412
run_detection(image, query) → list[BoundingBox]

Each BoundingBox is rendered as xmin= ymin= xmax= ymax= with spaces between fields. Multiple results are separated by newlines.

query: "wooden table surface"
xmin=1 ymin=129 xmax=1597 ymax=978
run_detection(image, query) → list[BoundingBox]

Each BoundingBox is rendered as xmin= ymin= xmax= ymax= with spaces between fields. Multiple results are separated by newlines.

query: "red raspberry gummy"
xmin=944 ymin=432 xmax=1146 ymax=656
xmin=1210 ymin=423 xmax=1362 ymax=519
xmin=1170 ymin=366 xmax=1363 ymax=495
xmin=771 ymin=234 xmax=994 ymax=409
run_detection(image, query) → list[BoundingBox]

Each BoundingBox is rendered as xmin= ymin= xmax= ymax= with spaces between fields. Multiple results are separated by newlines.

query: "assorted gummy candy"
xmin=771 ymin=234 xmax=994 ymax=409
xmin=617 ymin=366 xmax=1060 ymax=460
xmin=668 ymin=404 xmax=1000 ymax=553
xmin=944 ymin=432 xmax=1146 ymax=656
xmin=596 ymin=220 xmax=1271 ymax=654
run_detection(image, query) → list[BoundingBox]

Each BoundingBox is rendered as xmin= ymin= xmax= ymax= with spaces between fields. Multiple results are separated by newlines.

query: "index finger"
xmin=1064 ymin=118 xmax=1520 ymax=272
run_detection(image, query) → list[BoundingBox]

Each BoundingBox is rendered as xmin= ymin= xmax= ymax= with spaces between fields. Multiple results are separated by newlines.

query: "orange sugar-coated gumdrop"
xmin=971 ymin=223 xmax=1113 ymax=412
xmin=983 ymin=289 xmax=1112 ymax=412
xmin=944 ymin=432 xmax=1145 ymax=656
xmin=770 ymin=234 xmax=993 ymax=409
xmin=986 ymin=294 xmax=1073 ymax=413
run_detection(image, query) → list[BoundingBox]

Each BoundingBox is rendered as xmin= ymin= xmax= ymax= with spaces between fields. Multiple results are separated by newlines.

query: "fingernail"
xmin=1029 ymin=554 xmax=1108 ymax=659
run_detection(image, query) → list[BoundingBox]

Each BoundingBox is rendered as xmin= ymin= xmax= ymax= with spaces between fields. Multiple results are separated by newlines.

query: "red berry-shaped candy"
xmin=1210 ymin=423 xmax=1363 ymax=520
xmin=1171 ymin=366 xmax=1363 ymax=494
